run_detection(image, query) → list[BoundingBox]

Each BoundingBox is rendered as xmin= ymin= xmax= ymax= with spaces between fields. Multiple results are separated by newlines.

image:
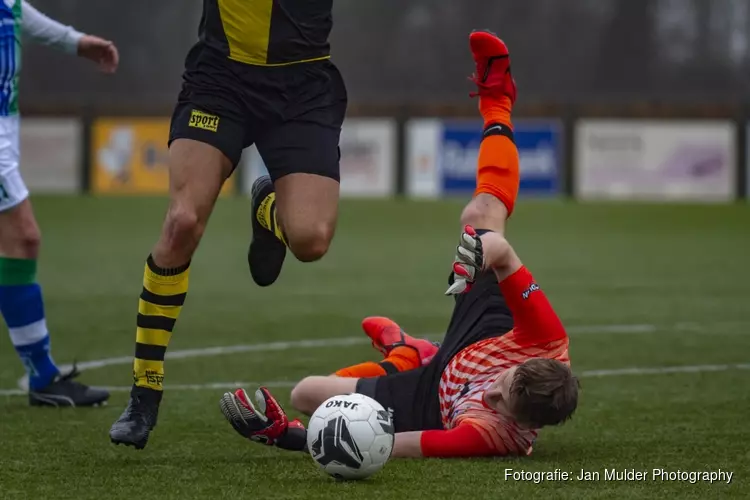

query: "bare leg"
xmin=152 ymin=139 xmax=232 ymax=267
xmin=460 ymin=193 xmax=510 ymax=235
xmin=0 ymin=199 xmax=40 ymax=259
xmin=274 ymin=173 xmax=339 ymax=262
xmin=290 ymin=376 xmax=359 ymax=415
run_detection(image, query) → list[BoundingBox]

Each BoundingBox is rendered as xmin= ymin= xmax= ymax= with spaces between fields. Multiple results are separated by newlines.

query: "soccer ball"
xmin=307 ymin=393 xmax=395 ymax=480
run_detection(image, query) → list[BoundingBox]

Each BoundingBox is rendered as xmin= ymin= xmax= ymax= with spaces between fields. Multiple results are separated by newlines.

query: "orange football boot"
xmin=361 ymin=317 xmax=439 ymax=366
xmin=469 ymin=30 xmax=517 ymax=103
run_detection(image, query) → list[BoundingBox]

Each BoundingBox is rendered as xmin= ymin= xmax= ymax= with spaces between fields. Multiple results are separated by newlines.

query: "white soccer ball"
xmin=307 ymin=393 xmax=395 ymax=480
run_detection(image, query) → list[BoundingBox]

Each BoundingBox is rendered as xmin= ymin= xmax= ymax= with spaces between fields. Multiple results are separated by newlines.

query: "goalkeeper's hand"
xmin=445 ymin=225 xmax=485 ymax=295
xmin=220 ymin=387 xmax=291 ymax=445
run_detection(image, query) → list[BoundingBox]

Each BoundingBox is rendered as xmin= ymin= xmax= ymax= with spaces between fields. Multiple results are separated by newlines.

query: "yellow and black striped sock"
xmin=256 ymin=192 xmax=288 ymax=246
xmin=133 ymin=255 xmax=189 ymax=391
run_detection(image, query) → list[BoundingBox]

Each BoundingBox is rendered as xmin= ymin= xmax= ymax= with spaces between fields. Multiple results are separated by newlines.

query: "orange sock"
xmin=473 ymin=93 xmax=519 ymax=214
xmin=479 ymin=95 xmax=513 ymax=129
xmin=335 ymin=362 xmax=386 ymax=378
xmin=475 ymin=135 xmax=520 ymax=215
xmin=334 ymin=346 xmax=421 ymax=378
xmin=382 ymin=346 xmax=422 ymax=373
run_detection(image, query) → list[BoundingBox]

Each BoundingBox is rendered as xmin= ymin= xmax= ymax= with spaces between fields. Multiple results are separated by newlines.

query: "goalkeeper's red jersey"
xmin=423 ymin=266 xmax=569 ymax=457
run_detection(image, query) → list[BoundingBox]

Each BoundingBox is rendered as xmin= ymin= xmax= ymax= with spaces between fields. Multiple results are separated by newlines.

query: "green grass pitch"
xmin=0 ymin=196 xmax=749 ymax=499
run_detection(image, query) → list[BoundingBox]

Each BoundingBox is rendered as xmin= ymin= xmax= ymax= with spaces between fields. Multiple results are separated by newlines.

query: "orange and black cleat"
xmin=361 ymin=316 xmax=439 ymax=366
xmin=469 ymin=30 xmax=517 ymax=103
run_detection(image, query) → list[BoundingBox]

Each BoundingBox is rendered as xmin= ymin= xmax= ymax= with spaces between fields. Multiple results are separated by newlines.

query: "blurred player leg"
xmin=109 ymin=138 xmax=234 ymax=449
xmin=459 ymin=31 xmax=520 ymax=235
xmin=0 ymin=199 xmax=55 ymax=391
xmin=0 ymin=116 xmax=108 ymax=407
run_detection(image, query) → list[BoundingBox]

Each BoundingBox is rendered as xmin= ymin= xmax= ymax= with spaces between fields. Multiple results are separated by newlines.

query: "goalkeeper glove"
xmin=445 ymin=225 xmax=485 ymax=295
xmin=220 ymin=387 xmax=307 ymax=451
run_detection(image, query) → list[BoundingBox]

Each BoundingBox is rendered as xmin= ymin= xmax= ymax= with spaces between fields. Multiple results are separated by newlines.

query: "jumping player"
xmin=218 ymin=31 xmax=580 ymax=458
xmin=0 ymin=1 xmax=117 ymax=407
xmin=110 ymin=0 xmax=347 ymax=448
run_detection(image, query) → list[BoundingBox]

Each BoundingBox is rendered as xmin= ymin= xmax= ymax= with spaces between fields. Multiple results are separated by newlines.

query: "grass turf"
xmin=0 ymin=196 xmax=748 ymax=499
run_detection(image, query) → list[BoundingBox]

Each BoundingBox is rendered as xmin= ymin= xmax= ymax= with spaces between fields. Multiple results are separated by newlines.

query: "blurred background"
xmin=19 ymin=0 xmax=750 ymax=201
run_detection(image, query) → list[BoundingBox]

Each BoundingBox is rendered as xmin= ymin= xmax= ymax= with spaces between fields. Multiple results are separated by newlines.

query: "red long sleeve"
xmin=420 ymin=424 xmax=499 ymax=458
xmin=499 ymin=266 xmax=566 ymax=345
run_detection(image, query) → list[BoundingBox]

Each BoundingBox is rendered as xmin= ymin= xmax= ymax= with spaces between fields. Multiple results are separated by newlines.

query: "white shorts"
xmin=0 ymin=115 xmax=28 ymax=212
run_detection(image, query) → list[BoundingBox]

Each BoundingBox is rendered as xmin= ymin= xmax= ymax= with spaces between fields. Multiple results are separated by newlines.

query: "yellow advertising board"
xmin=91 ymin=118 xmax=235 ymax=195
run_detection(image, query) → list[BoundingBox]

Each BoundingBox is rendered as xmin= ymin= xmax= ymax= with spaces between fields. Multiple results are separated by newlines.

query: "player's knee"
xmin=16 ymin=224 xmax=41 ymax=259
xmin=460 ymin=194 xmax=508 ymax=233
xmin=0 ymin=203 xmax=42 ymax=259
xmin=287 ymin=222 xmax=334 ymax=262
xmin=290 ymin=377 xmax=321 ymax=415
xmin=163 ymin=206 xmax=203 ymax=253
xmin=460 ymin=198 xmax=497 ymax=230
xmin=460 ymin=202 xmax=484 ymax=228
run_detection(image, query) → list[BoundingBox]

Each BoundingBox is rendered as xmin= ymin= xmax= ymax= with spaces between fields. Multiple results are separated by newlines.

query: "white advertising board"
xmin=21 ymin=118 xmax=82 ymax=193
xmin=575 ymin=120 xmax=736 ymax=201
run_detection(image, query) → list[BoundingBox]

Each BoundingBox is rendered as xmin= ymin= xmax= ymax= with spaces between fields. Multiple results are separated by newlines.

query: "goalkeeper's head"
xmin=488 ymin=358 xmax=580 ymax=428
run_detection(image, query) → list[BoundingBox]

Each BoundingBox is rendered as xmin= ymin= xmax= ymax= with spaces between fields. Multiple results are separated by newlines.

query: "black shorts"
xmin=356 ymin=271 xmax=515 ymax=432
xmin=169 ymin=44 xmax=348 ymax=180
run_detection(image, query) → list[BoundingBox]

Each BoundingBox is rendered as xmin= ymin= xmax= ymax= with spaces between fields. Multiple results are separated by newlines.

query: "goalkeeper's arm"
xmin=393 ymin=425 xmax=506 ymax=458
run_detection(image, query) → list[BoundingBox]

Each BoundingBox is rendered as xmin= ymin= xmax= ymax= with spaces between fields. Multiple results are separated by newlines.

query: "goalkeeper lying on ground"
xmin=219 ymin=31 xmax=580 ymax=458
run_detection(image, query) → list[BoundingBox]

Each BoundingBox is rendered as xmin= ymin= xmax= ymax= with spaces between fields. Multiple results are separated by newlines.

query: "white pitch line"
xmin=7 ymin=321 xmax=745 ymax=392
xmin=80 ymin=337 xmax=369 ymax=371
xmin=2 ymin=363 xmax=750 ymax=397
xmin=14 ymin=337 xmax=370 ymax=391
xmin=0 ymin=381 xmax=297 ymax=397
xmin=10 ymin=322 xmax=666 ymax=389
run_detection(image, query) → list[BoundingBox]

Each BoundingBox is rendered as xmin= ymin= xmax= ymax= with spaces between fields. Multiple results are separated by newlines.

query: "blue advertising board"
xmin=440 ymin=119 xmax=562 ymax=196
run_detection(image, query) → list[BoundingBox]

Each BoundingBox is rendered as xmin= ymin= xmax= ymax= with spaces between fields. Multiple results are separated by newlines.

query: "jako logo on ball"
xmin=325 ymin=399 xmax=359 ymax=410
